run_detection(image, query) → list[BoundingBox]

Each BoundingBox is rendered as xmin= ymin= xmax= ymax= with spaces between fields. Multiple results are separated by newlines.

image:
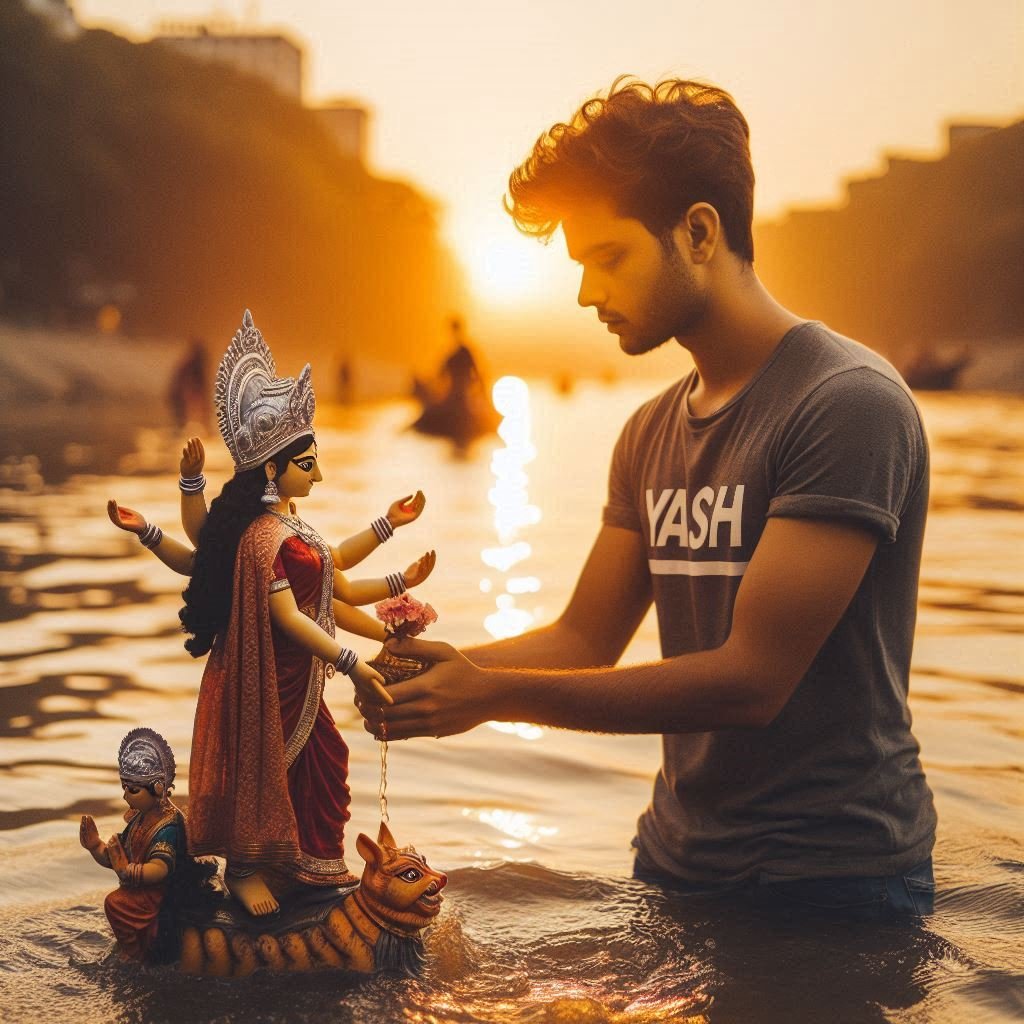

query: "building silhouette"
xmin=754 ymin=120 xmax=1024 ymax=387
xmin=155 ymin=21 xmax=304 ymax=100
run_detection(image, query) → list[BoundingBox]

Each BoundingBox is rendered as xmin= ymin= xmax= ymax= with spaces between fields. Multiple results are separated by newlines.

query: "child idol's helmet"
xmin=118 ymin=727 xmax=176 ymax=791
xmin=214 ymin=309 xmax=316 ymax=473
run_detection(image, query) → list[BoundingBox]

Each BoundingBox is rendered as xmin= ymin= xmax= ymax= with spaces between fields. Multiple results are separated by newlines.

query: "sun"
xmin=463 ymin=233 xmax=546 ymax=307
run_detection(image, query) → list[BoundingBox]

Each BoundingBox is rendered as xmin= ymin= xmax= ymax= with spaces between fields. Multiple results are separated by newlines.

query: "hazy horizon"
xmin=73 ymin=0 xmax=1022 ymax=333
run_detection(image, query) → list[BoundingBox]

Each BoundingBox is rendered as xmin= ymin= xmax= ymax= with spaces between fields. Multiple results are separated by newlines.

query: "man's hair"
xmin=506 ymin=78 xmax=755 ymax=263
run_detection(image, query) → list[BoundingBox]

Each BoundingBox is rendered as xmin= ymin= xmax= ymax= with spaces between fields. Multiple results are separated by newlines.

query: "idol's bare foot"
xmin=225 ymin=872 xmax=279 ymax=916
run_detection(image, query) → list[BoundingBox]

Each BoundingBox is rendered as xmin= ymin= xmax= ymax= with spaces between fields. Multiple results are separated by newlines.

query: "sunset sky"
xmin=75 ymin=0 xmax=1022 ymax=327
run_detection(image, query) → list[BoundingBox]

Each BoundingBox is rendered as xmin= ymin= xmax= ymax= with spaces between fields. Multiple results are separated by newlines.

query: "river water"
xmin=0 ymin=381 xmax=1021 ymax=1023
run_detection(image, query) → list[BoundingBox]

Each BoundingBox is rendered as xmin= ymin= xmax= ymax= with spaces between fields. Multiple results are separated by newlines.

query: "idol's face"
xmin=275 ymin=443 xmax=322 ymax=499
xmin=562 ymin=199 xmax=708 ymax=355
xmin=121 ymin=780 xmax=159 ymax=813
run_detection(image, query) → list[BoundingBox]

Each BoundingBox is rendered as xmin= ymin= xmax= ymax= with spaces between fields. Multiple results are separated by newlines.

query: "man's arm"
xmin=466 ymin=525 xmax=653 ymax=670
xmin=368 ymin=517 xmax=877 ymax=739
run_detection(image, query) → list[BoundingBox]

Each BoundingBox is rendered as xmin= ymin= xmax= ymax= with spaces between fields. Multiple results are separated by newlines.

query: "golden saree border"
xmin=276 ymin=516 xmax=336 ymax=768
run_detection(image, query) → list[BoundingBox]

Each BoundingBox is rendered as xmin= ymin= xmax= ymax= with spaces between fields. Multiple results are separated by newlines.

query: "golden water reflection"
xmin=483 ymin=376 xmax=545 ymax=740
xmin=462 ymin=806 xmax=559 ymax=848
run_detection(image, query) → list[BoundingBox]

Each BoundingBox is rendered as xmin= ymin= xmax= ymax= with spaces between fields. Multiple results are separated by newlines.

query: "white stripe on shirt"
xmin=648 ymin=559 xmax=749 ymax=577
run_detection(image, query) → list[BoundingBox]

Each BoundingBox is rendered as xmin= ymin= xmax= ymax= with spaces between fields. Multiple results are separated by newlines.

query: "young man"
xmin=364 ymin=80 xmax=936 ymax=913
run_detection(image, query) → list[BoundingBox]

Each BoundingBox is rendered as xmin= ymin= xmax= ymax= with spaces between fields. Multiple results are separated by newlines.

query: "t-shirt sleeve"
xmin=767 ymin=368 xmax=926 ymax=543
xmin=602 ymin=415 xmax=643 ymax=533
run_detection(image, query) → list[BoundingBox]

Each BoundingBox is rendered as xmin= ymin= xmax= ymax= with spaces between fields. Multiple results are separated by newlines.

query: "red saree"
xmin=187 ymin=514 xmax=354 ymax=886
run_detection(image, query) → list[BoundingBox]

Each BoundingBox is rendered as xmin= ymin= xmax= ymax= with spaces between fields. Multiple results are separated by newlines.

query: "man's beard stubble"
xmin=622 ymin=243 xmax=707 ymax=356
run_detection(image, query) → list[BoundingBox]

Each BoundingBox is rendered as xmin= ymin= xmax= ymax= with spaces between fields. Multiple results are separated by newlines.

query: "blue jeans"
xmin=632 ymin=856 xmax=935 ymax=918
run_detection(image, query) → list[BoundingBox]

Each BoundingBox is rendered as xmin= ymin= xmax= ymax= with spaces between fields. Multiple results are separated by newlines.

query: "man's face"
xmin=563 ymin=200 xmax=707 ymax=355
xmin=275 ymin=443 xmax=322 ymax=500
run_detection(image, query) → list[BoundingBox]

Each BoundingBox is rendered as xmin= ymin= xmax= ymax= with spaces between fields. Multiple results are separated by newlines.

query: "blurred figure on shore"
xmin=167 ymin=337 xmax=210 ymax=430
xmin=411 ymin=316 xmax=499 ymax=451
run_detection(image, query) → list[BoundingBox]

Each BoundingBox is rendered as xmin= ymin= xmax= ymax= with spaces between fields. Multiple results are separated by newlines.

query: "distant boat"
xmin=410 ymin=379 xmax=500 ymax=449
xmin=902 ymin=347 xmax=971 ymax=391
xmin=409 ymin=336 xmax=500 ymax=449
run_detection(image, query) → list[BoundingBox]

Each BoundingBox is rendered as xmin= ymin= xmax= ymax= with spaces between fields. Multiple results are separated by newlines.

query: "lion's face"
xmin=356 ymin=824 xmax=447 ymax=930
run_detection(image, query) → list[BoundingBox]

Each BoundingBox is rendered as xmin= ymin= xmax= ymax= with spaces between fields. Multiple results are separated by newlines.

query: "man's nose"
xmin=577 ymin=269 xmax=605 ymax=309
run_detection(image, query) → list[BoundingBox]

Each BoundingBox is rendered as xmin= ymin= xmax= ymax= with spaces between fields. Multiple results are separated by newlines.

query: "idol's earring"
xmin=262 ymin=476 xmax=279 ymax=506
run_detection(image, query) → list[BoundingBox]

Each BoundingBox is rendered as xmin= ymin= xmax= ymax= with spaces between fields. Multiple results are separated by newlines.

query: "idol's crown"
xmin=118 ymin=727 xmax=176 ymax=788
xmin=214 ymin=309 xmax=316 ymax=473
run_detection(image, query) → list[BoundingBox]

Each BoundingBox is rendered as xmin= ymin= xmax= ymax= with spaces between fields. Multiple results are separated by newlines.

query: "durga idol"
xmin=107 ymin=310 xmax=435 ymax=917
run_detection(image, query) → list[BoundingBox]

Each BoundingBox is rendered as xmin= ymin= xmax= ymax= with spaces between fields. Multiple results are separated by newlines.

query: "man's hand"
xmin=388 ymin=491 xmax=426 ymax=529
xmin=107 ymin=499 xmax=147 ymax=535
xmin=348 ymin=659 xmax=393 ymax=710
xmin=179 ymin=436 xmax=206 ymax=477
xmin=404 ymin=550 xmax=436 ymax=588
xmin=361 ymin=638 xmax=492 ymax=740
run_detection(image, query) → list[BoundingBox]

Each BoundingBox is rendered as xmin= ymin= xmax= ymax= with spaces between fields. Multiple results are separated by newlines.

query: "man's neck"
xmin=680 ymin=271 xmax=804 ymax=418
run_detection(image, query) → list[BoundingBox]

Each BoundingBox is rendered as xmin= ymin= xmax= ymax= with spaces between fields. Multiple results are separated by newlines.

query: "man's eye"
xmin=399 ymin=868 xmax=422 ymax=882
xmin=600 ymin=253 xmax=623 ymax=271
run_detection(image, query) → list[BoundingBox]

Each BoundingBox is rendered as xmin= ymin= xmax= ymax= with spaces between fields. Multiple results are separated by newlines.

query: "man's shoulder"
xmin=782 ymin=322 xmax=913 ymax=401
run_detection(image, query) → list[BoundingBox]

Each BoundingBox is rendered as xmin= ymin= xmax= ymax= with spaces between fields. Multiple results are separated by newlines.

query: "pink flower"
xmin=374 ymin=593 xmax=438 ymax=638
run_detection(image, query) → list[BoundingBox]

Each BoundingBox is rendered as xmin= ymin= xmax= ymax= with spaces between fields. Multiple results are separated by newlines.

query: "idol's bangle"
xmin=370 ymin=515 xmax=394 ymax=544
xmin=179 ymin=474 xmax=206 ymax=494
xmin=385 ymin=571 xmax=407 ymax=598
xmin=139 ymin=523 xmax=164 ymax=549
xmin=334 ymin=646 xmax=359 ymax=676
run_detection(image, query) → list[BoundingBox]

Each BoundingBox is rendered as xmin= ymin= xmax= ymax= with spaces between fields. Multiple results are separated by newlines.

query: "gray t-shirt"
xmin=603 ymin=321 xmax=936 ymax=882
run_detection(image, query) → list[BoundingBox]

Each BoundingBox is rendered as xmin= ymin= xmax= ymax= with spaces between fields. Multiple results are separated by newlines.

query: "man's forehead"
xmin=563 ymin=203 xmax=638 ymax=261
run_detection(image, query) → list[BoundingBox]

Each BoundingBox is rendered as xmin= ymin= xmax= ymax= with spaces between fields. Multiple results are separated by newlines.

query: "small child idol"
xmin=79 ymin=728 xmax=200 ymax=962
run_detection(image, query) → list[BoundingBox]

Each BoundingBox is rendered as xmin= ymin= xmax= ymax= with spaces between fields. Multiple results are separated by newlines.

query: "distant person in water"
xmin=411 ymin=316 xmax=498 ymax=449
xmin=363 ymin=78 xmax=937 ymax=917
xmin=168 ymin=336 xmax=210 ymax=430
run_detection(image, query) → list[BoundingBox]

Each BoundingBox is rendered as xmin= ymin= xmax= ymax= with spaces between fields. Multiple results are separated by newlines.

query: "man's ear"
xmin=680 ymin=203 xmax=721 ymax=263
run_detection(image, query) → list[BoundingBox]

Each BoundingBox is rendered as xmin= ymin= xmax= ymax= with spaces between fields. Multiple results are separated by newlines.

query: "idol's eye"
xmin=292 ymin=458 xmax=315 ymax=472
xmin=399 ymin=868 xmax=422 ymax=882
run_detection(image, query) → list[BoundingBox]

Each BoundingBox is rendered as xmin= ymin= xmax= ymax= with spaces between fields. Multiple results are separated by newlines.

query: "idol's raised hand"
xmin=107 ymin=499 xmax=147 ymax=535
xmin=179 ymin=436 xmax=206 ymax=478
xmin=404 ymin=550 xmax=437 ymax=589
xmin=388 ymin=491 xmax=426 ymax=529
xmin=107 ymin=834 xmax=129 ymax=878
xmin=79 ymin=814 xmax=101 ymax=853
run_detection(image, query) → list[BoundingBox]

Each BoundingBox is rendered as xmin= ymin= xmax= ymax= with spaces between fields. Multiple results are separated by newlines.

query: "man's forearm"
xmin=486 ymin=644 xmax=773 ymax=734
xmin=464 ymin=619 xmax=613 ymax=671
